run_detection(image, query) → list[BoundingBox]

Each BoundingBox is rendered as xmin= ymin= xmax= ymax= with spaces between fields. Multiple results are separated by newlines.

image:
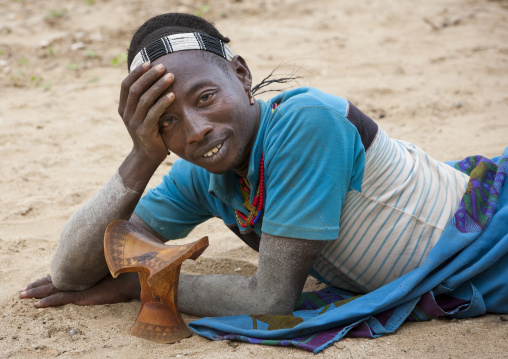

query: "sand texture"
xmin=1 ymin=0 xmax=508 ymax=357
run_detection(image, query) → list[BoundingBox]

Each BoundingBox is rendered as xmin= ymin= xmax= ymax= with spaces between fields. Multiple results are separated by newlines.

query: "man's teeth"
xmin=203 ymin=143 xmax=222 ymax=157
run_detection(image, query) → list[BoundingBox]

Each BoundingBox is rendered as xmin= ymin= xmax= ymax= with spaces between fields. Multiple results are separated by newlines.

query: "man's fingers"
xmin=122 ymin=63 xmax=167 ymax=120
xmin=144 ymin=92 xmax=175 ymax=130
xmin=20 ymin=282 xmax=59 ymax=299
xmin=118 ymin=62 xmax=150 ymax=116
xmin=22 ymin=276 xmax=52 ymax=291
xmin=134 ymin=73 xmax=175 ymax=121
xmin=35 ymin=292 xmax=83 ymax=308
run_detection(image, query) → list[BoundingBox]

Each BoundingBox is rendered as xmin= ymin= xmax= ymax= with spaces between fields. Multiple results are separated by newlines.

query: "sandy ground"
xmin=1 ymin=0 xmax=508 ymax=357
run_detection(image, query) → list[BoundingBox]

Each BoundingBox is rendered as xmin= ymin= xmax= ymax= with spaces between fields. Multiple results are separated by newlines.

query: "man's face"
xmin=151 ymin=51 xmax=259 ymax=175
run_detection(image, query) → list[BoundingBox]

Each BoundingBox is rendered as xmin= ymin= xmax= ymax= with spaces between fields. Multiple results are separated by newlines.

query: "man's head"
xmin=127 ymin=13 xmax=230 ymax=67
xmin=127 ymin=13 xmax=260 ymax=176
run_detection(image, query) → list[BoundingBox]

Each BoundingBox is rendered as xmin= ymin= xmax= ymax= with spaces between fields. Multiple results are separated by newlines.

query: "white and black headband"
xmin=129 ymin=32 xmax=234 ymax=72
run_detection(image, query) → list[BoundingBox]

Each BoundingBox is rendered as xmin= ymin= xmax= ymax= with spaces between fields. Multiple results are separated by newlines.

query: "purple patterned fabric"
xmin=451 ymin=156 xmax=506 ymax=232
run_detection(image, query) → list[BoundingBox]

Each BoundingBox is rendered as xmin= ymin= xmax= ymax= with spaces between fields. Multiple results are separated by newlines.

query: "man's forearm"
xmin=51 ymin=171 xmax=142 ymax=291
xmin=177 ymin=234 xmax=324 ymax=317
xmin=178 ymin=273 xmax=294 ymax=317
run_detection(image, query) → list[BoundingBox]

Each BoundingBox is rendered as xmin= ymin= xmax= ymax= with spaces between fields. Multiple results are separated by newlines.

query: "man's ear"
xmin=229 ymin=55 xmax=252 ymax=90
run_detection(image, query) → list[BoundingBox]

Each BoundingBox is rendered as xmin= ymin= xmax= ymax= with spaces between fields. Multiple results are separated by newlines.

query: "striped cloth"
xmin=313 ymin=129 xmax=469 ymax=292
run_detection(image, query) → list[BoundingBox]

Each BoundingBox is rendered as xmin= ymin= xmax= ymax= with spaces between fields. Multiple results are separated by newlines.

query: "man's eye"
xmin=197 ymin=93 xmax=213 ymax=105
xmin=161 ymin=118 xmax=175 ymax=128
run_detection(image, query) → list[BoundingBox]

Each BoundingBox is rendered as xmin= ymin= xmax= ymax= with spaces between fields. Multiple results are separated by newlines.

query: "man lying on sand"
xmin=20 ymin=13 xmax=508 ymax=321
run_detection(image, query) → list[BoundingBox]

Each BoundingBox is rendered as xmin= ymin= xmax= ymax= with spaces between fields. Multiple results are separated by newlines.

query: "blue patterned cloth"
xmin=189 ymin=149 xmax=508 ymax=353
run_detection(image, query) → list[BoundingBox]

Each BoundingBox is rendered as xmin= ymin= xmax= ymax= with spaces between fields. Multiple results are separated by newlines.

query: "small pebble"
xmin=69 ymin=329 xmax=79 ymax=335
xmin=234 ymin=267 xmax=242 ymax=272
xmin=90 ymin=32 xmax=104 ymax=42
xmin=500 ymin=315 xmax=508 ymax=322
xmin=45 ymin=349 xmax=59 ymax=356
xmin=71 ymin=42 xmax=84 ymax=51
xmin=39 ymin=39 xmax=50 ymax=48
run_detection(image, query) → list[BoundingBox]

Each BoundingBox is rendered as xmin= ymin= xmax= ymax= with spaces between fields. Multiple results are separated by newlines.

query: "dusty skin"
xmin=1 ymin=0 xmax=508 ymax=358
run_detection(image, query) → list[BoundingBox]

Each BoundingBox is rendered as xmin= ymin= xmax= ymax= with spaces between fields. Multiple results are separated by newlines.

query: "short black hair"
xmin=127 ymin=13 xmax=231 ymax=72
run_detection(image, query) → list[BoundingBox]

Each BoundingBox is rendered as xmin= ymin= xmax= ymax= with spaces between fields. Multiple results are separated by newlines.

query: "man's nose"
xmin=185 ymin=115 xmax=213 ymax=144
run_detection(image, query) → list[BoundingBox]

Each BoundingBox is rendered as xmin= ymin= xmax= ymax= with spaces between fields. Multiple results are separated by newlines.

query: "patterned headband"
xmin=129 ymin=32 xmax=234 ymax=72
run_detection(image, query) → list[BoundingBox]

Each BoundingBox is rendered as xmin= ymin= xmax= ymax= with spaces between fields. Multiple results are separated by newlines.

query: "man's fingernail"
xmin=20 ymin=290 xmax=26 ymax=296
xmin=142 ymin=62 xmax=150 ymax=69
xmin=156 ymin=64 xmax=164 ymax=70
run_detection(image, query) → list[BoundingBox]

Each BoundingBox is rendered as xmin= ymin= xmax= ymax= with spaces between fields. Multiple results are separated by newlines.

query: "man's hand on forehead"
xmin=117 ymin=62 xmax=175 ymax=183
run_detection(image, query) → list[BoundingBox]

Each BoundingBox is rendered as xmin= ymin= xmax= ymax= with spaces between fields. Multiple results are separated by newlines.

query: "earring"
xmin=247 ymin=86 xmax=254 ymax=105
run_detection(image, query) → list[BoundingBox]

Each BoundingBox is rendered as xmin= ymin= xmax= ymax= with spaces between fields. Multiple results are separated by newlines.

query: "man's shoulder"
xmin=270 ymin=87 xmax=349 ymax=117
xmin=259 ymin=87 xmax=353 ymax=139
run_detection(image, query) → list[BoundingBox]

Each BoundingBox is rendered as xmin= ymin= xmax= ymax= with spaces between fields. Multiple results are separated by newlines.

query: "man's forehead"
xmin=152 ymin=52 xmax=230 ymax=100
xmin=157 ymin=52 xmax=231 ymax=92
xmin=152 ymin=51 xmax=219 ymax=74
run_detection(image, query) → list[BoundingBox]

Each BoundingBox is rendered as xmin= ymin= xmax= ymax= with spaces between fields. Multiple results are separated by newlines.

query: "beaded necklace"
xmin=234 ymin=154 xmax=264 ymax=228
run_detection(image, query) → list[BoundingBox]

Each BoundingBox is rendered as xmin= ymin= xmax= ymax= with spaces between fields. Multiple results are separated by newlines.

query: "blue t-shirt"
xmin=134 ymin=87 xmax=470 ymax=293
xmin=134 ymin=87 xmax=366 ymax=241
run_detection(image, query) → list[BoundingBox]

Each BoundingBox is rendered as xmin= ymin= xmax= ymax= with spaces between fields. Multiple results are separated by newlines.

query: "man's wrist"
xmin=118 ymin=150 xmax=161 ymax=192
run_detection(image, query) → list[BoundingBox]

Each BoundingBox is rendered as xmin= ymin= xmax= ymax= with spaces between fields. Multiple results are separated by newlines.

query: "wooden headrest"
xmin=104 ymin=220 xmax=208 ymax=286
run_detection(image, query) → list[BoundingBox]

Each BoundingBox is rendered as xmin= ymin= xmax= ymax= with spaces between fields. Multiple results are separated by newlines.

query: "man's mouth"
xmin=203 ymin=143 xmax=223 ymax=158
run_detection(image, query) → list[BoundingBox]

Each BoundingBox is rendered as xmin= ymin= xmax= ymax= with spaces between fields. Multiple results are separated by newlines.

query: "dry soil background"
xmin=1 ymin=0 xmax=508 ymax=358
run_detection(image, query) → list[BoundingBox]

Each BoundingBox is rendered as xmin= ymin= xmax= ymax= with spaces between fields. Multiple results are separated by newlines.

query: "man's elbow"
xmin=51 ymin=257 xmax=93 ymax=291
xmin=50 ymin=224 xmax=109 ymax=291
xmin=50 ymin=243 xmax=108 ymax=291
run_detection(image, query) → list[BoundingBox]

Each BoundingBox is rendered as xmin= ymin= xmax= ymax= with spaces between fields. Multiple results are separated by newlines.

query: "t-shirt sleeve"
xmin=261 ymin=103 xmax=366 ymax=240
xmin=134 ymin=159 xmax=216 ymax=240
